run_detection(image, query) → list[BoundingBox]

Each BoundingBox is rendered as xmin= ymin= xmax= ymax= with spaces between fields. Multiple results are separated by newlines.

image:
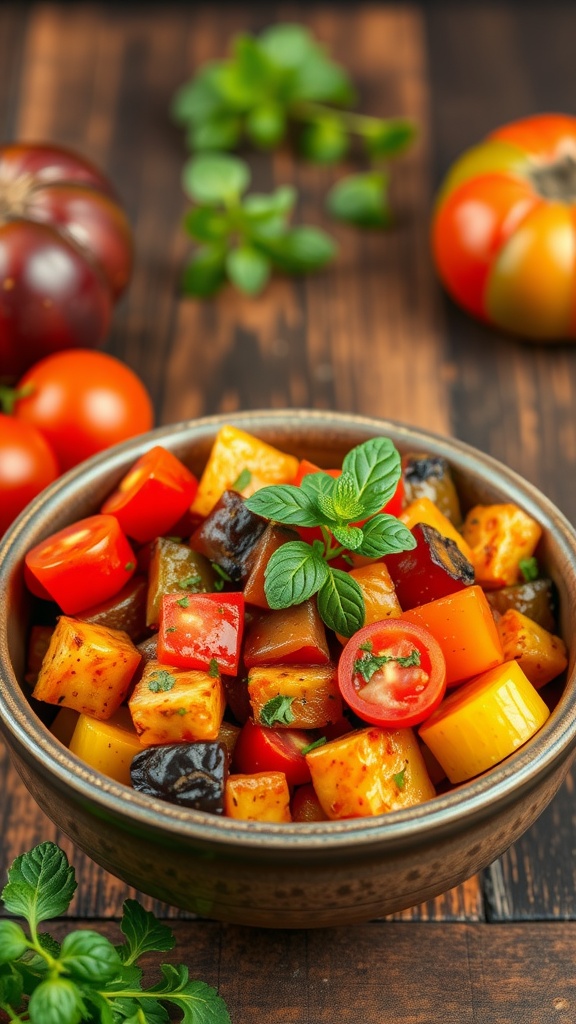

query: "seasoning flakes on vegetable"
xmin=23 ymin=425 xmax=568 ymax=823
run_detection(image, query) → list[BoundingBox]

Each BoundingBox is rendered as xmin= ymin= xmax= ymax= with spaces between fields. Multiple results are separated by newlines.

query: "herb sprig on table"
xmin=245 ymin=437 xmax=415 ymax=637
xmin=0 ymin=842 xmax=231 ymax=1024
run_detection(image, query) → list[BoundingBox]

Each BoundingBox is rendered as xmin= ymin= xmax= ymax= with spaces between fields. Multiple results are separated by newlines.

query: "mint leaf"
xmin=120 ymin=900 xmax=175 ymax=966
xmin=259 ymin=694 xmax=295 ymax=727
xmin=182 ymin=247 xmax=227 ymax=299
xmin=264 ymin=541 xmax=329 ymax=607
xmin=298 ymin=471 xmax=336 ymax=504
xmin=342 ymin=437 xmax=401 ymax=517
xmin=327 ymin=171 xmax=390 ymax=228
xmin=245 ymin=484 xmax=324 ymax=526
xmin=290 ymin=54 xmax=355 ymax=105
xmin=0 ymin=920 xmax=27 ymax=961
xmin=145 ymin=964 xmax=231 ymax=1024
xmin=0 ymin=962 xmax=23 ymax=1012
xmin=331 ymin=471 xmax=363 ymax=520
xmin=357 ymin=514 xmax=416 ymax=558
xmin=317 ymin=568 xmax=365 ymax=637
xmin=331 ymin=524 xmax=364 ymax=551
xmin=2 ymin=842 xmax=77 ymax=928
xmin=171 ymin=65 xmax=224 ymax=124
xmin=362 ymin=118 xmax=416 ymax=158
xmin=182 ymin=153 xmax=250 ymax=205
xmin=300 ymin=116 xmax=348 ymax=163
xmin=245 ymin=103 xmax=286 ymax=148
xmin=188 ymin=115 xmax=242 ymax=152
xmin=226 ymin=245 xmax=270 ymax=295
xmin=242 ymin=185 xmax=296 ymax=223
xmin=183 ymin=208 xmax=229 ymax=244
xmin=259 ymin=23 xmax=314 ymax=68
xmin=28 ymin=977 xmax=85 ymax=1024
xmin=59 ymin=930 xmax=121 ymax=985
xmin=256 ymin=226 xmax=336 ymax=273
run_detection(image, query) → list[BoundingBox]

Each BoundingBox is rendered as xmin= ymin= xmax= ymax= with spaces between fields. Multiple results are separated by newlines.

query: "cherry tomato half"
xmin=100 ymin=445 xmax=198 ymax=543
xmin=13 ymin=350 xmax=154 ymax=472
xmin=0 ymin=414 xmax=59 ymax=535
xmin=158 ymin=592 xmax=245 ymax=675
xmin=233 ymin=718 xmax=314 ymax=787
xmin=24 ymin=513 xmax=137 ymax=614
xmin=338 ymin=619 xmax=446 ymax=729
xmin=432 ymin=113 xmax=576 ymax=340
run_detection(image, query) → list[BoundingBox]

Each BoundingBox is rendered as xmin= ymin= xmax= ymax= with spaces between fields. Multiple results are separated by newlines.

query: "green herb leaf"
xmin=171 ymin=64 xmax=225 ymax=124
xmin=519 ymin=556 xmax=539 ymax=582
xmin=331 ymin=471 xmax=364 ymax=521
xmin=182 ymin=153 xmax=250 ymax=205
xmin=299 ymin=116 xmax=348 ymax=163
xmin=256 ymin=225 xmax=337 ymax=273
xmin=212 ymin=564 xmax=233 ymax=582
xmin=259 ymin=23 xmax=314 ymax=69
xmin=245 ymin=103 xmax=286 ymax=148
xmin=264 ymin=541 xmax=329 ymax=607
xmin=2 ymin=842 xmax=77 ymax=928
xmin=393 ymin=767 xmax=406 ymax=790
xmin=357 ymin=514 xmax=417 ymax=558
xmin=148 ymin=670 xmax=176 ymax=693
xmin=231 ymin=467 xmax=252 ymax=491
xmin=59 ymin=930 xmax=122 ymax=984
xmin=330 ymin=524 xmax=364 ymax=551
xmin=183 ymin=207 xmax=230 ymax=244
xmin=317 ymin=568 xmax=365 ymax=637
xmin=259 ymin=695 xmax=296 ymax=727
xmin=182 ymin=246 xmax=227 ymax=299
xmin=298 ymin=471 xmax=337 ymax=505
xmin=0 ymin=920 xmax=27 ymax=962
xmin=362 ymin=118 xmax=416 ymax=158
xmin=145 ymin=963 xmax=231 ymax=1023
xmin=120 ymin=900 xmax=176 ymax=966
xmin=177 ymin=596 xmax=190 ymax=608
xmin=0 ymin=962 xmax=24 ymax=1013
xmin=179 ymin=574 xmax=203 ymax=590
xmin=226 ymin=244 xmax=271 ymax=295
xmin=245 ymin=485 xmax=324 ymax=526
xmin=300 ymin=736 xmax=327 ymax=756
xmin=242 ymin=185 xmax=296 ymax=223
xmin=342 ymin=437 xmax=401 ymax=517
xmin=354 ymin=646 xmax=421 ymax=683
xmin=290 ymin=54 xmax=356 ymax=105
xmin=188 ymin=114 xmax=242 ymax=152
xmin=327 ymin=171 xmax=390 ymax=228
xmin=28 ymin=977 xmax=85 ymax=1024
xmin=208 ymin=658 xmax=220 ymax=678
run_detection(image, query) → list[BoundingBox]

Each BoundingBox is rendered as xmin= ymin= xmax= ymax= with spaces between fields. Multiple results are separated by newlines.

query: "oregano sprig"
xmin=0 ymin=842 xmax=231 ymax=1024
xmin=245 ymin=437 xmax=415 ymax=637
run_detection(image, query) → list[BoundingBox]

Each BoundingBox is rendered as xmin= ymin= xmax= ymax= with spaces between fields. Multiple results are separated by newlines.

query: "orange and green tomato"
xmin=432 ymin=113 xmax=576 ymax=340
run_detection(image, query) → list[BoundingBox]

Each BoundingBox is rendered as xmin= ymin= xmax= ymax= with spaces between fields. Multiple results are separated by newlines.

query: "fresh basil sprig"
xmin=245 ymin=437 xmax=415 ymax=637
xmin=0 ymin=842 xmax=231 ymax=1024
xmin=182 ymin=153 xmax=336 ymax=297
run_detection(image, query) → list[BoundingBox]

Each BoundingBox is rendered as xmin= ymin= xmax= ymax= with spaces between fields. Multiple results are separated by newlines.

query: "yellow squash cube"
xmin=496 ymin=609 xmax=568 ymax=689
xmin=129 ymin=660 xmax=225 ymax=745
xmin=68 ymin=706 xmax=143 ymax=786
xmin=400 ymin=496 xmax=473 ymax=562
xmin=225 ymin=772 xmax=291 ymax=822
xmin=462 ymin=503 xmax=542 ymax=589
xmin=248 ymin=664 xmax=342 ymax=729
xmin=306 ymin=727 xmax=436 ymax=819
xmin=32 ymin=617 xmax=141 ymax=720
xmin=191 ymin=425 xmax=299 ymax=518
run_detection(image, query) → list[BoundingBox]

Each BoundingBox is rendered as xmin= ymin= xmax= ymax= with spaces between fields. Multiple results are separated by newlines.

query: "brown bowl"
xmin=1 ymin=410 xmax=576 ymax=928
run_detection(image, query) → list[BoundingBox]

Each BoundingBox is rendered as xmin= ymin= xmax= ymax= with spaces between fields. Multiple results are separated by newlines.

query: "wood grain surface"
xmin=1 ymin=1 xmax=576 ymax=1018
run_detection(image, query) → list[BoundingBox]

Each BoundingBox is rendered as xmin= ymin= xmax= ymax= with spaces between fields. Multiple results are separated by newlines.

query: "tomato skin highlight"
xmin=338 ymin=619 xmax=447 ymax=729
xmin=158 ymin=592 xmax=245 ymax=675
xmin=232 ymin=718 xmax=313 ymax=786
xmin=24 ymin=513 xmax=137 ymax=614
xmin=0 ymin=414 xmax=59 ymax=535
xmin=100 ymin=445 xmax=198 ymax=543
xmin=13 ymin=350 xmax=154 ymax=472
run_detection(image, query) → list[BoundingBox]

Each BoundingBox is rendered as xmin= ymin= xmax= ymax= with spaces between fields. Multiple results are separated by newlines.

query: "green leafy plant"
xmin=181 ymin=153 xmax=336 ymax=297
xmin=244 ymin=437 xmax=415 ymax=637
xmin=0 ymin=842 xmax=231 ymax=1024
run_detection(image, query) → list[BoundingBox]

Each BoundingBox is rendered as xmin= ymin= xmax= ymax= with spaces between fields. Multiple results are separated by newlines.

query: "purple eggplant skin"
xmin=190 ymin=489 xmax=267 ymax=583
xmin=131 ymin=741 xmax=229 ymax=813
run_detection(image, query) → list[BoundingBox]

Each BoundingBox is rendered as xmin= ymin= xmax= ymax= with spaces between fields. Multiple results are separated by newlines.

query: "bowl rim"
xmin=1 ymin=408 xmax=576 ymax=855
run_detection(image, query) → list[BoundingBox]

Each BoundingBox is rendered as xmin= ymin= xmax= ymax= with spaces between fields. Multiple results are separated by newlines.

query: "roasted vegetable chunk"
xmin=485 ymin=577 xmax=557 ymax=632
xmin=243 ymin=600 xmax=330 ymax=667
xmin=248 ymin=664 xmax=342 ymax=729
xmin=69 ymin=706 xmax=142 ymax=786
xmin=385 ymin=523 xmax=474 ymax=610
xmin=79 ymin=575 xmax=149 ymax=642
xmin=129 ymin=659 xmax=225 ymax=745
xmin=131 ymin=741 xmax=229 ymax=812
xmin=402 ymin=453 xmax=462 ymax=525
xmin=462 ymin=503 xmax=542 ymax=589
xmin=496 ymin=609 xmax=568 ymax=689
xmin=33 ymin=617 xmax=141 ymax=720
xmin=306 ymin=727 xmax=435 ymax=819
xmin=224 ymin=771 xmax=291 ymax=821
xmin=190 ymin=490 xmax=266 ymax=583
xmin=399 ymin=496 xmax=472 ymax=562
xmin=243 ymin=523 xmax=299 ymax=608
xmin=146 ymin=537 xmax=215 ymax=627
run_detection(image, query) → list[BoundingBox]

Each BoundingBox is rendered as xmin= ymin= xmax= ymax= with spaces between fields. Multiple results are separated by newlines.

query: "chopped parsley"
xmin=393 ymin=766 xmax=407 ymax=790
xmin=176 ymin=595 xmax=190 ymax=607
xmin=301 ymin=736 xmax=327 ymax=756
xmin=353 ymin=646 xmax=421 ymax=683
xmin=208 ymin=658 xmax=220 ymax=678
xmin=232 ymin=467 xmax=252 ymax=491
xmin=148 ymin=669 xmax=176 ymax=693
xmin=165 ymin=626 xmax=177 ymax=633
xmin=519 ymin=556 xmax=539 ymax=582
xmin=124 ymin=561 xmax=135 ymax=571
xmin=259 ymin=694 xmax=295 ymax=727
xmin=212 ymin=563 xmax=232 ymax=592
xmin=179 ymin=573 xmax=203 ymax=590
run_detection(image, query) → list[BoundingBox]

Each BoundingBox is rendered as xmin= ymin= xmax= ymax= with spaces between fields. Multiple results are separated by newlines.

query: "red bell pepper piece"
xmin=101 ymin=445 xmax=198 ymax=544
xmin=384 ymin=522 xmax=474 ymax=610
xmin=158 ymin=591 xmax=244 ymax=675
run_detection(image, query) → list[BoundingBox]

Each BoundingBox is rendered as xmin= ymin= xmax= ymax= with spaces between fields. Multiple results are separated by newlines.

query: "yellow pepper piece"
xmin=400 ymin=496 xmax=473 ymax=563
xmin=462 ymin=503 xmax=542 ymax=589
xmin=68 ymin=706 xmax=143 ymax=786
xmin=191 ymin=425 xmax=299 ymax=518
xmin=496 ymin=608 xmax=568 ymax=690
xmin=225 ymin=772 xmax=291 ymax=822
xmin=418 ymin=660 xmax=550 ymax=783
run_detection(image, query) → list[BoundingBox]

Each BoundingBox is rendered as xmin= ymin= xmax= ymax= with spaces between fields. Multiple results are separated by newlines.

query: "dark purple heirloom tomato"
xmin=0 ymin=142 xmax=133 ymax=379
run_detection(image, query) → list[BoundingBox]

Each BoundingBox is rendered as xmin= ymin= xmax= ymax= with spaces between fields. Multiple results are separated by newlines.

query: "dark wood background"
xmin=2 ymin=3 xmax=576 ymax=1020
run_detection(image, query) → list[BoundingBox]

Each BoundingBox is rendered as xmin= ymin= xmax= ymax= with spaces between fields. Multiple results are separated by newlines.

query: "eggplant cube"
xmin=32 ymin=616 xmax=141 ymax=720
xmin=131 ymin=742 xmax=229 ymax=812
xmin=129 ymin=660 xmax=225 ymax=745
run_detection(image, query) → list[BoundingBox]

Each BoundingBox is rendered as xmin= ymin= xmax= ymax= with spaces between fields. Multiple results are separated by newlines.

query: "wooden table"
xmin=2 ymin=3 xmax=576 ymax=1021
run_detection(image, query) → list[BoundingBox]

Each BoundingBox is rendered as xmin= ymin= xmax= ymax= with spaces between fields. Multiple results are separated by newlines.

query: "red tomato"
xmin=338 ymin=619 xmax=446 ymax=728
xmin=432 ymin=114 xmax=576 ymax=340
xmin=100 ymin=445 xmax=198 ymax=543
xmin=233 ymin=718 xmax=314 ymax=787
xmin=13 ymin=350 xmax=154 ymax=471
xmin=158 ymin=592 xmax=245 ymax=675
xmin=0 ymin=142 xmax=133 ymax=379
xmin=291 ymin=783 xmax=329 ymax=821
xmin=24 ymin=514 xmax=136 ymax=614
xmin=0 ymin=414 xmax=59 ymax=534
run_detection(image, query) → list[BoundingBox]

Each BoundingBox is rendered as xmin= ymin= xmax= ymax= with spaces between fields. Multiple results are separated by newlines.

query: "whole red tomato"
xmin=13 ymin=350 xmax=154 ymax=471
xmin=0 ymin=414 xmax=59 ymax=534
xmin=432 ymin=114 xmax=576 ymax=341
xmin=0 ymin=142 xmax=133 ymax=379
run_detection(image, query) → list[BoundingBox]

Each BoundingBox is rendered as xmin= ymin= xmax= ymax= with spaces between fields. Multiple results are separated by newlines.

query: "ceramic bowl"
xmin=1 ymin=410 xmax=576 ymax=928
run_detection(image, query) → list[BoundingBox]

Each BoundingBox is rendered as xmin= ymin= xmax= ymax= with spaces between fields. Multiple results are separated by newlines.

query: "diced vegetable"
xmin=129 ymin=660 xmax=225 ymax=745
xmin=68 ymin=706 xmax=143 ymax=786
xmin=496 ymin=609 xmax=568 ymax=689
xmin=418 ymin=660 xmax=550 ymax=783
xmin=243 ymin=600 xmax=330 ymax=667
xmin=190 ymin=489 xmax=267 ymax=583
xmin=158 ymin=591 xmax=244 ymax=674
xmin=248 ymin=664 xmax=342 ymax=729
xmin=79 ymin=575 xmax=149 ymax=642
xmin=33 ymin=617 xmax=141 ymax=720
xmin=306 ymin=727 xmax=436 ymax=819
xmin=24 ymin=624 xmax=54 ymax=686
xmin=384 ymin=522 xmax=474 ymax=610
xmin=101 ymin=445 xmax=198 ymax=543
xmin=224 ymin=771 xmax=292 ymax=821
xmin=50 ymin=707 xmax=79 ymax=747
xmin=146 ymin=538 xmax=215 ymax=627
xmin=336 ymin=562 xmax=401 ymax=645
xmin=485 ymin=577 xmax=557 ymax=632
xmin=131 ymin=741 xmax=229 ymax=812
xmin=462 ymin=503 xmax=542 ymax=589
xmin=291 ymin=783 xmax=329 ymax=822
xmin=243 ymin=523 xmax=299 ymax=607
xmin=232 ymin=719 xmax=314 ymax=786
xmin=399 ymin=496 xmax=473 ymax=562
xmin=402 ymin=452 xmax=462 ymax=525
